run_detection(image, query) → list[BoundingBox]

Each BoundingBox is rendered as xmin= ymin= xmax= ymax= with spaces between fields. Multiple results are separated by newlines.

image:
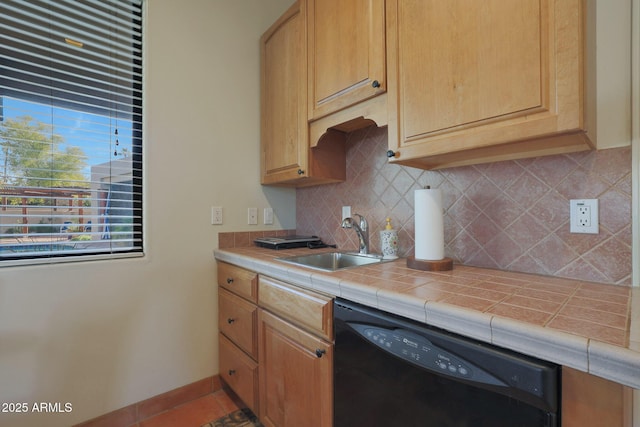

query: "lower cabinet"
xmin=218 ymin=262 xmax=632 ymax=426
xmin=219 ymin=333 xmax=259 ymax=412
xmin=217 ymin=262 xmax=333 ymax=427
xmin=217 ymin=263 xmax=259 ymax=414
xmin=258 ymin=309 xmax=333 ymax=427
xmin=562 ymin=367 xmax=632 ymax=427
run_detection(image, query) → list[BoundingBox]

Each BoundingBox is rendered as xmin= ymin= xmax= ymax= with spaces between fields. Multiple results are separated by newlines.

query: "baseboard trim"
xmin=73 ymin=375 xmax=222 ymax=427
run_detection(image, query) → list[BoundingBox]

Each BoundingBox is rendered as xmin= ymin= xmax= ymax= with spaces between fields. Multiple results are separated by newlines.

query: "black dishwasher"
xmin=334 ymin=298 xmax=560 ymax=427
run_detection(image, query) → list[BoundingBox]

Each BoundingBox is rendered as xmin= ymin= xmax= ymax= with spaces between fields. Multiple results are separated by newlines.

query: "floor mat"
xmin=201 ymin=408 xmax=263 ymax=427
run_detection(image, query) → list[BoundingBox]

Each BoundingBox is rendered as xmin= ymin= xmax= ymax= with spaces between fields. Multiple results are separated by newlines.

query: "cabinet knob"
xmin=228 ymin=369 xmax=236 ymax=376
xmin=227 ymin=318 xmax=235 ymax=324
xmin=371 ymin=80 xmax=381 ymax=88
xmin=386 ymin=150 xmax=397 ymax=158
xmin=226 ymin=277 xmax=234 ymax=284
xmin=315 ymin=348 xmax=326 ymax=358
xmin=297 ymin=169 xmax=305 ymax=175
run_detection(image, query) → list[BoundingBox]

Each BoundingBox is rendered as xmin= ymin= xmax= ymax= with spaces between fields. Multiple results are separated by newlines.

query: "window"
xmin=0 ymin=0 xmax=143 ymax=264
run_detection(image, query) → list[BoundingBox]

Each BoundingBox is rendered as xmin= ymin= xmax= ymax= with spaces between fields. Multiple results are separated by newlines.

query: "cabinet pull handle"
xmin=372 ymin=80 xmax=381 ymax=88
xmin=228 ymin=369 xmax=236 ymax=376
xmin=315 ymin=349 xmax=326 ymax=358
xmin=297 ymin=169 xmax=305 ymax=175
xmin=227 ymin=318 xmax=235 ymax=324
xmin=226 ymin=277 xmax=234 ymax=284
xmin=386 ymin=150 xmax=397 ymax=158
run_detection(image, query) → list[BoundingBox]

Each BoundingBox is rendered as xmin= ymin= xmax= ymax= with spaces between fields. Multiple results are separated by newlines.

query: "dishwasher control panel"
xmin=350 ymin=323 xmax=505 ymax=387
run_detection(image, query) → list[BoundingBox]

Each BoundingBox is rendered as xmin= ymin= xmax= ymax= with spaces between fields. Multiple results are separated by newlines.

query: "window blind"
xmin=0 ymin=0 xmax=143 ymax=263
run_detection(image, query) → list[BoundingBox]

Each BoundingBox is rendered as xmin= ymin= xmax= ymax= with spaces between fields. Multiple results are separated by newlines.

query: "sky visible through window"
xmin=2 ymin=96 xmax=133 ymax=179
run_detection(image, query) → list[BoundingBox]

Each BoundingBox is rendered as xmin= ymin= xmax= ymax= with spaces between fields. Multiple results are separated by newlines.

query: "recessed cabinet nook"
xmin=260 ymin=0 xmax=595 ymax=186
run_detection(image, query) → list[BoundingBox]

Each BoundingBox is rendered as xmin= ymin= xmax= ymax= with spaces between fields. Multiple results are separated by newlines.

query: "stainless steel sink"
xmin=277 ymin=252 xmax=389 ymax=272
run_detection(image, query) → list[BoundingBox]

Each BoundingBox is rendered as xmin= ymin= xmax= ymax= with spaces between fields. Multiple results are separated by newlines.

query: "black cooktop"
xmin=254 ymin=235 xmax=322 ymax=250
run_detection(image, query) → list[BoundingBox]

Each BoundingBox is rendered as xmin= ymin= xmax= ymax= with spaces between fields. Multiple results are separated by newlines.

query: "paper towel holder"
xmin=409 ymin=185 xmax=453 ymax=271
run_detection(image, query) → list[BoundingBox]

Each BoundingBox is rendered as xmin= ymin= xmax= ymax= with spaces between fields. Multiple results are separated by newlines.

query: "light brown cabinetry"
xmin=386 ymin=0 xmax=593 ymax=169
xmin=258 ymin=276 xmax=333 ymax=427
xmin=218 ymin=261 xmax=258 ymax=303
xmin=307 ymin=0 xmax=386 ymax=121
xmin=217 ymin=263 xmax=333 ymax=426
xmin=262 ymin=0 xmax=596 ymax=180
xmin=219 ymin=334 xmax=259 ymax=412
xmin=562 ymin=367 xmax=631 ymax=427
xmin=217 ymin=263 xmax=259 ymax=413
xmin=219 ymin=288 xmax=257 ymax=358
xmin=259 ymin=275 xmax=333 ymax=341
xmin=260 ymin=0 xmax=346 ymax=187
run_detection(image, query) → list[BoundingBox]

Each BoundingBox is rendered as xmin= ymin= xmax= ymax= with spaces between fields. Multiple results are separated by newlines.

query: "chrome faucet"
xmin=341 ymin=213 xmax=369 ymax=254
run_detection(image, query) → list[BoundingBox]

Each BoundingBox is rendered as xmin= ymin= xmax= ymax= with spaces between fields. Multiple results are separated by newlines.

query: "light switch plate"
xmin=248 ymin=207 xmax=258 ymax=225
xmin=264 ymin=207 xmax=273 ymax=225
xmin=342 ymin=206 xmax=351 ymax=220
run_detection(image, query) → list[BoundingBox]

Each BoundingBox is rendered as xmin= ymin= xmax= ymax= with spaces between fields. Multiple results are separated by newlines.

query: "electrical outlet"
xmin=342 ymin=206 xmax=351 ymax=220
xmin=264 ymin=207 xmax=274 ymax=225
xmin=570 ymin=199 xmax=598 ymax=234
xmin=211 ymin=206 xmax=223 ymax=225
xmin=248 ymin=207 xmax=258 ymax=225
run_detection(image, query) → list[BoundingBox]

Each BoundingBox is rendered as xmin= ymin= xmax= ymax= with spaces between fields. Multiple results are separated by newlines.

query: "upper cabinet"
xmin=261 ymin=0 xmax=346 ymax=187
xmin=307 ymin=0 xmax=386 ymax=121
xmin=260 ymin=2 xmax=308 ymax=185
xmin=386 ymin=0 xmax=594 ymax=169
xmin=261 ymin=0 xmax=599 ymax=185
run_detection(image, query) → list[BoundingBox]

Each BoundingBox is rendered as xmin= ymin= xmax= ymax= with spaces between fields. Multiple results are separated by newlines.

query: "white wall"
xmin=0 ymin=1 xmax=295 ymax=426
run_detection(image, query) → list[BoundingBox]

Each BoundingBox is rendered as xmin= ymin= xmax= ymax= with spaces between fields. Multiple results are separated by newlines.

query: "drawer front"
xmin=219 ymin=333 xmax=259 ymax=414
xmin=259 ymin=275 xmax=333 ymax=341
xmin=218 ymin=262 xmax=258 ymax=303
xmin=219 ymin=288 xmax=258 ymax=359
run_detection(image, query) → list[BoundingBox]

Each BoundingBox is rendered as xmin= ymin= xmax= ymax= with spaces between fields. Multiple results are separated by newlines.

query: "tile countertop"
xmin=214 ymin=246 xmax=640 ymax=390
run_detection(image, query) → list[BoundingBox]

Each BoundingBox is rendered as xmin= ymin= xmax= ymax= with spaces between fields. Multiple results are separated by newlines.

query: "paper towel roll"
xmin=414 ymin=188 xmax=444 ymax=260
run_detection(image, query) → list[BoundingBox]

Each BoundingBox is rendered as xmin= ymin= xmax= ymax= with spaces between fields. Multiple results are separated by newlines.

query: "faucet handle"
xmin=353 ymin=213 xmax=367 ymax=230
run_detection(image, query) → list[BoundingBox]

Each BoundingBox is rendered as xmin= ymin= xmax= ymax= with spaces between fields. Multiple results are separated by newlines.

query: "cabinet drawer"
xmin=219 ymin=288 xmax=258 ymax=359
xmin=218 ymin=262 xmax=258 ymax=303
xmin=219 ymin=333 xmax=259 ymax=414
xmin=259 ymin=275 xmax=333 ymax=341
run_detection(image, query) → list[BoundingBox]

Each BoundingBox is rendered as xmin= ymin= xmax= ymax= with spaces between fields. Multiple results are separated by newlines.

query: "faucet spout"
xmin=341 ymin=213 xmax=369 ymax=254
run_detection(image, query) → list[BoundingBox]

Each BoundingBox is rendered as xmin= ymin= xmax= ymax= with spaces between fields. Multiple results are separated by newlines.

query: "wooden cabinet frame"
xmin=307 ymin=0 xmax=386 ymax=120
xmin=385 ymin=0 xmax=594 ymax=169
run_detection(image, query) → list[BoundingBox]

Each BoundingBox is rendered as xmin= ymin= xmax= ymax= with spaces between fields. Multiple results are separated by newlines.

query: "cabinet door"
xmin=386 ymin=0 xmax=590 ymax=169
xmin=562 ymin=367 xmax=631 ymax=427
xmin=307 ymin=0 xmax=386 ymax=120
xmin=260 ymin=1 xmax=308 ymax=185
xmin=258 ymin=309 xmax=332 ymax=427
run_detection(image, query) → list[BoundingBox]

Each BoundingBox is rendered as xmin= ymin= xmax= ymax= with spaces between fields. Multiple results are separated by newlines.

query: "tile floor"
xmin=139 ymin=389 xmax=239 ymax=427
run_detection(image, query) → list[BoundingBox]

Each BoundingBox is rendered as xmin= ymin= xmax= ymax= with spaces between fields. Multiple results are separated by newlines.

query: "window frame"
xmin=0 ymin=0 xmax=144 ymax=266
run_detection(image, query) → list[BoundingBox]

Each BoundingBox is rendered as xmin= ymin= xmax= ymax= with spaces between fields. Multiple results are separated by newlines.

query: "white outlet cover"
xmin=211 ymin=206 xmax=223 ymax=225
xmin=570 ymin=199 xmax=599 ymax=234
